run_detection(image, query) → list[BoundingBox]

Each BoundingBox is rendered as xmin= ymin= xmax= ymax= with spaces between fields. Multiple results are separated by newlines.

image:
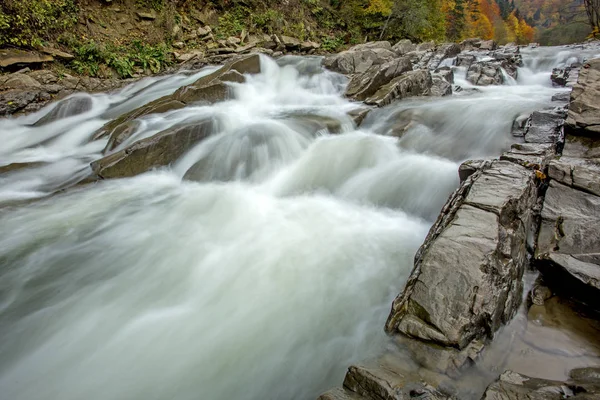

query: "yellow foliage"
xmin=364 ymin=0 xmax=394 ymax=16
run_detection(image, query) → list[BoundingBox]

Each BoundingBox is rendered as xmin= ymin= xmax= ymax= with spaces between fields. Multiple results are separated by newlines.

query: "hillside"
xmin=513 ymin=0 xmax=592 ymax=44
xmin=0 ymin=0 xmax=536 ymax=78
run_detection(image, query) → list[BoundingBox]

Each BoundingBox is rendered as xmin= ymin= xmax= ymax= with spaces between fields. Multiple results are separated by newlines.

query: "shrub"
xmin=0 ymin=0 xmax=78 ymax=48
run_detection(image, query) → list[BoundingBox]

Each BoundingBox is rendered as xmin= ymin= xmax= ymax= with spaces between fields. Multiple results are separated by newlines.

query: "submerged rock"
xmin=34 ymin=95 xmax=94 ymax=126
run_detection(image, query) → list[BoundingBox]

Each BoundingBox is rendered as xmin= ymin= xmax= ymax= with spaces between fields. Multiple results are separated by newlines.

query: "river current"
xmin=0 ymin=46 xmax=597 ymax=400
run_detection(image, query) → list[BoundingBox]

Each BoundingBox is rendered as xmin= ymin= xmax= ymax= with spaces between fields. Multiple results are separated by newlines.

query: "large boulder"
xmin=92 ymin=120 xmax=214 ymax=179
xmin=345 ymin=57 xmax=413 ymax=101
xmin=551 ymin=67 xmax=570 ymax=87
xmin=322 ymin=45 xmax=396 ymax=75
xmin=429 ymin=73 xmax=452 ymax=97
xmin=385 ymin=160 xmax=538 ymax=350
xmin=426 ymin=43 xmax=461 ymax=70
xmin=566 ymin=58 xmax=600 ymax=135
xmin=0 ymin=49 xmax=53 ymax=68
xmin=365 ymin=70 xmax=432 ymax=107
xmin=34 ymin=95 xmax=94 ymax=126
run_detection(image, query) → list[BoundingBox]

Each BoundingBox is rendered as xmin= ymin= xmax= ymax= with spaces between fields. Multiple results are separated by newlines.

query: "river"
xmin=0 ymin=45 xmax=597 ymax=400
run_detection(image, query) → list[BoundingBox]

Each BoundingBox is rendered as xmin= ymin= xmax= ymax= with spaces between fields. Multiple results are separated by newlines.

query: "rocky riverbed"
xmin=1 ymin=38 xmax=600 ymax=400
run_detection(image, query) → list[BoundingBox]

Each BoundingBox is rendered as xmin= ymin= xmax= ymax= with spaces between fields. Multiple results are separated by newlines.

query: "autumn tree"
xmin=583 ymin=0 xmax=600 ymax=35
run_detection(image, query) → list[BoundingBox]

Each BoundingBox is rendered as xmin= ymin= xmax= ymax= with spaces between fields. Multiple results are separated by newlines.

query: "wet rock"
xmin=345 ymin=57 xmax=413 ymax=101
xmin=174 ymin=70 xmax=245 ymax=104
xmin=530 ymin=276 xmax=553 ymax=306
xmin=429 ymin=74 xmax=452 ymax=97
xmin=455 ymin=54 xmax=476 ymax=69
xmin=458 ymin=159 xmax=485 ymax=183
xmin=94 ymin=97 xmax=186 ymax=141
xmin=481 ymin=369 xmax=600 ymax=399
xmin=536 ymin=180 xmax=600 ymax=296
xmin=566 ymin=58 xmax=600 ymax=135
xmin=323 ymin=45 xmax=396 ymax=75
xmin=511 ymin=113 xmax=530 ymax=137
xmin=466 ymin=62 xmax=503 ymax=86
xmin=524 ymin=109 xmax=566 ymax=144
xmin=551 ymin=67 xmax=570 ymax=87
xmin=426 ymin=43 xmax=461 ymax=70
xmin=34 ymin=95 xmax=94 ymax=126
xmin=0 ymin=49 xmax=54 ymax=68
xmin=365 ymin=70 xmax=432 ymax=107
xmin=92 ymin=120 xmax=214 ymax=179
xmin=500 ymin=142 xmax=555 ymax=170
xmin=436 ymin=67 xmax=454 ymax=84
xmin=552 ymin=91 xmax=571 ymax=103
xmin=347 ymin=108 xmax=371 ymax=127
xmin=392 ymin=39 xmax=416 ymax=56
xmin=386 ymin=160 xmax=537 ymax=350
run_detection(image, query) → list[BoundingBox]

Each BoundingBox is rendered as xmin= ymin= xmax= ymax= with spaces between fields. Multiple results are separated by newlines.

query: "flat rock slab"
xmin=386 ymin=160 xmax=537 ymax=351
xmin=524 ymin=109 xmax=566 ymax=144
xmin=0 ymin=49 xmax=54 ymax=68
xmin=481 ymin=368 xmax=600 ymax=399
xmin=566 ymin=58 xmax=600 ymax=135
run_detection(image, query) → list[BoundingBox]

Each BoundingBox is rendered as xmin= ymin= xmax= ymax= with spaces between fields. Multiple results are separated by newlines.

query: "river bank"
xmin=0 ymin=38 xmax=599 ymax=400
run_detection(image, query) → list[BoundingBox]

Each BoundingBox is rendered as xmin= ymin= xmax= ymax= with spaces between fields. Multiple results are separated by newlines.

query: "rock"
xmin=426 ymin=43 xmax=461 ymax=70
xmin=552 ymin=91 xmax=571 ymax=103
xmin=234 ymin=43 xmax=257 ymax=54
xmin=416 ymin=41 xmax=436 ymax=52
xmin=175 ymin=50 xmax=203 ymax=63
xmin=184 ymin=31 xmax=198 ymax=42
xmin=466 ymin=62 xmax=504 ymax=86
xmin=481 ymin=369 xmax=600 ymax=399
xmin=280 ymin=35 xmax=301 ymax=50
xmin=0 ymin=49 xmax=54 ymax=68
xmin=0 ymin=90 xmax=45 ymax=116
xmin=345 ymin=57 xmax=413 ymax=101
xmin=173 ymin=41 xmax=185 ymax=49
xmin=455 ymin=54 xmax=476 ymax=69
xmin=511 ymin=113 xmax=530 ymax=137
xmin=342 ymin=364 xmax=452 ymax=400
xmin=347 ymin=108 xmax=371 ymax=127
xmin=136 ymin=10 xmax=157 ymax=20
xmin=34 ymin=95 xmax=94 ymax=126
xmin=478 ymin=40 xmax=497 ymax=51
xmin=92 ymin=120 xmax=214 ymax=179
xmin=530 ymin=277 xmax=553 ymax=306
xmin=551 ymin=67 xmax=570 ymax=87
xmin=524 ymin=109 xmax=566 ymax=144
xmin=536 ymin=179 xmax=600 ymax=299
xmin=0 ymin=73 xmax=41 ymax=89
xmin=547 ymin=141 xmax=600 ymax=197
xmin=40 ymin=47 xmax=74 ymax=61
xmin=227 ymin=36 xmax=241 ymax=46
xmin=458 ymin=159 xmax=485 ymax=183
xmin=317 ymin=387 xmax=366 ymax=400
xmin=459 ymin=38 xmax=482 ymax=51
xmin=175 ymin=70 xmax=245 ymax=104
xmin=350 ymin=41 xmax=393 ymax=51
xmin=429 ymin=74 xmax=452 ymax=97
xmin=392 ymin=39 xmax=416 ymax=56
xmin=300 ymin=41 xmax=320 ymax=52
xmin=365 ymin=70 xmax=432 ymax=107
xmin=435 ymin=67 xmax=454 ymax=84
xmin=566 ymin=58 xmax=600 ymax=135
xmin=500 ymin=142 xmax=555 ymax=170
xmin=386 ymin=160 xmax=537 ymax=350
xmin=94 ymin=97 xmax=186 ymax=142
xmin=197 ymin=26 xmax=211 ymax=37
xmin=323 ymin=47 xmax=396 ymax=75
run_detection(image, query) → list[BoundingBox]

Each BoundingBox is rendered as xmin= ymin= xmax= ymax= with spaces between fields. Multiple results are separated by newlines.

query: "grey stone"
xmin=500 ymin=142 xmax=555 ymax=169
xmin=92 ymin=120 xmax=214 ymax=179
xmin=323 ymin=47 xmax=396 ymax=75
xmin=467 ymin=62 xmax=504 ymax=86
xmin=392 ymin=39 xmax=416 ymax=56
xmin=365 ymin=70 xmax=432 ymax=107
xmin=0 ymin=49 xmax=54 ymax=68
xmin=34 ymin=95 xmax=93 ymax=126
xmin=566 ymin=58 xmax=600 ymax=135
xmin=524 ymin=109 xmax=566 ymax=144
xmin=386 ymin=161 xmax=537 ymax=350
xmin=417 ymin=41 xmax=436 ymax=52
xmin=345 ymin=57 xmax=413 ymax=101
xmin=429 ymin=74 xmax=452 ymax=97
xmin=551 ymin=67 xmax=570 ymax=87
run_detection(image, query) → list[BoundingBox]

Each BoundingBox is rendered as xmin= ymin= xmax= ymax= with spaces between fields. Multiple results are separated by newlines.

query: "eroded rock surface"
xmin=566 ymin=58 xmax=600 ymax=135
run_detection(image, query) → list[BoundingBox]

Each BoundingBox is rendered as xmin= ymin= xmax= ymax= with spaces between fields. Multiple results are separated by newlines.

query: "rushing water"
xmin=0 ymin=45 xmax=598 ymax=400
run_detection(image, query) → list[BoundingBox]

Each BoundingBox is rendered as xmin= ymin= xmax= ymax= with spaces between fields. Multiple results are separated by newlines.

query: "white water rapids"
xmin=0 ymin=46 xmax=598 ymax=400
